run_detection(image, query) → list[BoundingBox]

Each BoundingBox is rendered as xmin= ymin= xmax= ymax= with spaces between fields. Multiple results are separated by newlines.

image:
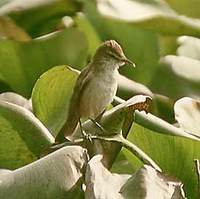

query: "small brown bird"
xmin=56 ymin=40 xmax=134 ymax=142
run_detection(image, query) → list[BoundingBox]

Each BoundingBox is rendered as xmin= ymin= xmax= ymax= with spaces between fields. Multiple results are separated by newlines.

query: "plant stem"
xmin=88 ymin=133 xmax=162 ymax=172
xmin=54 ymin=133 xmax=162 ymax=172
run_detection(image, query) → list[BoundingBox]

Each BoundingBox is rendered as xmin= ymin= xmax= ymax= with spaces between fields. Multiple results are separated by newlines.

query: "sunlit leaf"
xmin=159 ymin=36 xmax=200 ymax=98
xmin=96 ymin=0 xmax=200 ymax=37
xmin=0 ymin=146 xmax=87 ymax=199
xmin=174 ymin=97 xmax=200 ymax=137
xmin=177 ymin=36 xmax=200 ymax=60
xmin=85 ymin=155 xmax=185 ymax=199
xmin=0 ymin=92 xmax=32 ymax=111
xmin=85 ymin=155 xmax=130 ymax=199
xmin=121 ymin=165 xmax=186 ymax=199
xmin=161 ymin=55 xmax=200 ymax=83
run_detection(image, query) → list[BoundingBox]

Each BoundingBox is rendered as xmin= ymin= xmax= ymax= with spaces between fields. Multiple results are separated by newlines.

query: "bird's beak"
xmin=121 ymin=57 xmax=136 ymax=67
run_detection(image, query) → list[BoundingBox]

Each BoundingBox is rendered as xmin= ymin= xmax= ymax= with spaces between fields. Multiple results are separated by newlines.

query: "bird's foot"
xmin=82 ymin=130 xmax=93 ymax=142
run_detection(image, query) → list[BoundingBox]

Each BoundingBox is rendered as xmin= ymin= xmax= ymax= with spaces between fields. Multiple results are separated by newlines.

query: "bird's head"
xmin=93 ymin=40 xmax=135 ymax=68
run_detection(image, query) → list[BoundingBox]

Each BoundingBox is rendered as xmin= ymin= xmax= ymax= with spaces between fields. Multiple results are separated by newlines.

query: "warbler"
xmin=56 ymin=40 xmax=134 ymax=142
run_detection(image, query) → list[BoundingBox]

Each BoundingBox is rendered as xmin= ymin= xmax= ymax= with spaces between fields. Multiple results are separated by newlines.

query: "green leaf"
xmin=0 ymin=100 xmax=54 ymax=169
xmin=0 ymin=146 xmax=87 ymax=199
xmin=32 ymin=65 xmax=79 ymax=136
xmin=165 ymin=0 xmax=200 ymax=18
xmin=151 ymin=94 xmax=175 ymax=123
xmin=0 ymin=28 xmax=88 ymax=97
xmin=124 ymin=123 xmax=200 ymax=198
xmin=0 ymin=0 xmax=83 ymax=37
xmin=96 ymin=0 xmax=200 ymax=37
xmin=111 ymin=151 xmax=134 ymax=174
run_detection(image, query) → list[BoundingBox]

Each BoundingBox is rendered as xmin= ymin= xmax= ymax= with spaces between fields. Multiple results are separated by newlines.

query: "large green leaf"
xmin=124 ymin=122 xmax=200 ymax=198
xmin=0 ymin=28 xmax=88 ymax=97
xmin=0 ymin=100 xmax=54 ymax=169
xmin=96 ymin=0 xmax=200 ymax=37
xmin=0 ymin=145 xmax=87 ymax=199
xmin=32 ymin=65 xmax=79 ymax=136
xmin=166 ymin=0 xmax=200 ymax=18
xmin=0 ymin=0 xmax=83 ymax=37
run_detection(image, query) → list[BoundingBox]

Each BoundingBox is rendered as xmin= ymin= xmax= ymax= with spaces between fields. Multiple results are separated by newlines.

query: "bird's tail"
xmin=55 ymin=115 xmax=79 ymax=143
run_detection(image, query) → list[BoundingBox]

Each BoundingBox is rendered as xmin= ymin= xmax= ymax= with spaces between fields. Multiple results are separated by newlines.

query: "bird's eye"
xmin=108 ymin=51 xmax=121 ymax=60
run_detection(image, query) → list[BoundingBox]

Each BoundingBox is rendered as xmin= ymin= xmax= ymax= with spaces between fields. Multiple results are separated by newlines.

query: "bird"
xmin=55 ymin=40 xmax=135 ymax=143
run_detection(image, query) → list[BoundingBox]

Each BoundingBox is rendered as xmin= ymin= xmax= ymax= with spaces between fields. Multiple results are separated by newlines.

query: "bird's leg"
xmin=95 ymin=109 xmax=106 ymax=123
xmin=79 ymin=118 xmax=92 ymax=142
xmin=89 ymin=109 xmax=107 ymax=134
xmin=89 ymin=118 xmax=107 ymax=135
xmin=79 ymin=118 xmax=86 ymax=137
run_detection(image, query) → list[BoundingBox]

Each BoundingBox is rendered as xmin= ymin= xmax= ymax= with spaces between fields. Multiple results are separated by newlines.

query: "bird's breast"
xmin=79 ymin=71 xmax=118 ymax=119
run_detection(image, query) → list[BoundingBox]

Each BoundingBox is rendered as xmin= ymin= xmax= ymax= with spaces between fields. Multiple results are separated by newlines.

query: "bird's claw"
xmin=82 ymin=130 xmax=93 ymax=143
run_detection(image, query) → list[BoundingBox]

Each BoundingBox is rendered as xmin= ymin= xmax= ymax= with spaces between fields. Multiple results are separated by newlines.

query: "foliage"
xmin=0 ymin=0 xmax=199 ymax=198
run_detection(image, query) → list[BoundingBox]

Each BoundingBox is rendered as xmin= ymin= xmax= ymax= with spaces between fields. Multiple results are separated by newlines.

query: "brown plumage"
xmin=55 ymin=40 xmax=134 ymax=142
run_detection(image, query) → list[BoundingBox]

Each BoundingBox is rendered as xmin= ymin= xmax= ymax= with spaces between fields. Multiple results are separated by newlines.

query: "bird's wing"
xmin=55 ymin=66 xmax=92 ymax=142
xmin=72 ymin=66 xmax=92 ymax=106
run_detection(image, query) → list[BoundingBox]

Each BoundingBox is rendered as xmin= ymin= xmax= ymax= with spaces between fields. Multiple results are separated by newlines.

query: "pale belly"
xmin=79 ymin=73 xmax=118 ymax=119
